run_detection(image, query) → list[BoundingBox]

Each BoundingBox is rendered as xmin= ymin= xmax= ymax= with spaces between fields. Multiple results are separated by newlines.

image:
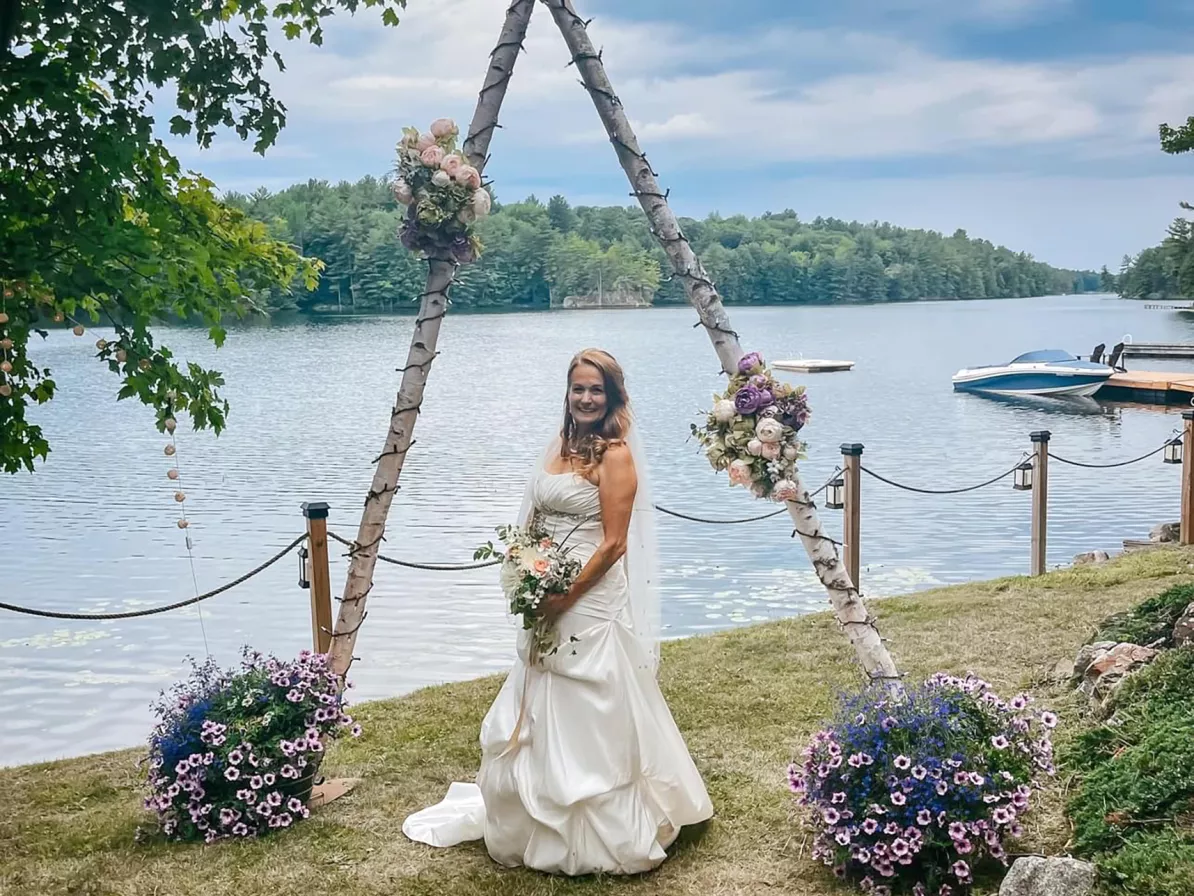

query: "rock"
xmin=1073 ymin=550 xmax=1110 ymax=566
xmin=1073 ymin=641 xmax=1116 ymax=681
xmin=1173 ymin=601 xmax=1194 ymax=648
xmin=1077 ymin=642 xmax=1159 ymax=709
xmin=999 ymin=856 xmax=1096 ymax=896
xmin=1150 ymin=521 xmax=1180 ymax=543
xmin=1050 ymin=656 xmax=1075 ymax=682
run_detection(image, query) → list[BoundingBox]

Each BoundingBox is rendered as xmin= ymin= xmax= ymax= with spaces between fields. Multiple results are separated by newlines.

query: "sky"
xmin=169 ymin=0 xmax=1194 ymax=271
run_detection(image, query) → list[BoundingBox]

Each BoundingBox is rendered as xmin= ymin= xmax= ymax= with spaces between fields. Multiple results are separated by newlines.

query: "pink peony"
xmin=430 ymin=118 xmax=457 ymax=139
xmin=440 ymin=154 xmax=464 ymax=176
xmin=760 ymin=441 xmax=781 ymax=461
xmin=771 ymin=480 xmax=799 ymax=503
xmin=416 ymin=132 xmax=436 ymax=151
xmin=454 ymin=165 xmax=482 ymax=189
xmin=728 ymin=459 xmax=753 ymax=486
xmin=421 ymin=145 xmax=445 ymax=167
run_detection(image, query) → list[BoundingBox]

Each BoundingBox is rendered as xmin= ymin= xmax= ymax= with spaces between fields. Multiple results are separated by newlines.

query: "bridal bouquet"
xmin=692 ymin=351 xmax=810 ymax=502
xmin=475 ymin=522 xmax=584 ymax=662
xmin=393 ymin=117 xmax=489 ymax=264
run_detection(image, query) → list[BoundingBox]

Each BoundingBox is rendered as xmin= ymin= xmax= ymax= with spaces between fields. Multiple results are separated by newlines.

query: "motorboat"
xmin=951 ymin=350 xmax=1114 ymax=397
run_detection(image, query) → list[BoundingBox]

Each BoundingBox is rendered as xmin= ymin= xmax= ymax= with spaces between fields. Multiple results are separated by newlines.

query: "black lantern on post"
xmin=298 ymin=544 xmax=311 ymax=589
xmin=1164 ymin=435 xmax=1184 ymax=465
xmin=1013 ymin=460 xmax=1034 ymax=491
xmin=825 ymin=476 xmax=845 ymax=509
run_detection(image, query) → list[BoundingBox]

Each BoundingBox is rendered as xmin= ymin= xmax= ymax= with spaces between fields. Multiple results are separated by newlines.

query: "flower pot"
xmin=281 ymin=754 xmax=324 ymax=806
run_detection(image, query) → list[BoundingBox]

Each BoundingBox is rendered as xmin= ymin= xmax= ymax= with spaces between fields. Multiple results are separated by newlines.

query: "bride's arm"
xmin=543 ymin=444 xmax=637 ymax=620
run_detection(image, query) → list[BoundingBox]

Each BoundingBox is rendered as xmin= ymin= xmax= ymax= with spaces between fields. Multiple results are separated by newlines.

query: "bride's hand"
xmin=541 ymin=592 xmax=575 ymax=623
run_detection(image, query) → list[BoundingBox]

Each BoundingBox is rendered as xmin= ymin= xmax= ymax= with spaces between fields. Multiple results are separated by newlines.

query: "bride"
xmin=402 ymin=348 xmax=714 ymax=875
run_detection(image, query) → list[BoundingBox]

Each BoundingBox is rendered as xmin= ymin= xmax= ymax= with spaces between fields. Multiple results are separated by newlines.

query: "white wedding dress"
xmin=402 ymin=447 xmax=714 ymax=876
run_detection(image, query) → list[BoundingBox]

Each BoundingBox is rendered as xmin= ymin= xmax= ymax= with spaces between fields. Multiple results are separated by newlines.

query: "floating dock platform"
xmin=1097 ymin=370 xmax=1194 ymax=405
xmin=772 ymin=359 xmax=855 ymax=373
xmin=1121 ymin=343 xmax=1194 ymax=360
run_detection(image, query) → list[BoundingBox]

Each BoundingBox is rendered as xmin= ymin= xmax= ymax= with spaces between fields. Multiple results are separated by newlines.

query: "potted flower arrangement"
xmin=143 ymin=649 xmax=361 ymax=843
xmin=789 ymin=673 xmax=1057 ymax=895
xmin=393 ymin=117 xmax=489 ymax=264
xmin=692 ymin=351 xmax=810 ymax=501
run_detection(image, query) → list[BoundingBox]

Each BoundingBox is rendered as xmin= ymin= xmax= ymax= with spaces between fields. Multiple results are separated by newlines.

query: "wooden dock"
xmin=1098 ymin=370 xmax=1194 ymax=405
xmin=1121 ymin=342 xmax=1194 ymax=360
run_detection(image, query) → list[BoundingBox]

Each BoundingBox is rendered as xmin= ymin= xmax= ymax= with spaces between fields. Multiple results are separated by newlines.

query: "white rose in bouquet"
xmin=755 ymin=417 xmax=784 ymax=444
xmin=712 ymin=399 xmax=737 ymax=424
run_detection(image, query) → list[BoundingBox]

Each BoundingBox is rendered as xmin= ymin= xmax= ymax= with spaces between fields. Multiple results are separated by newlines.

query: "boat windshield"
xmin=1010 ymin=349 xmax=1076 ymax=364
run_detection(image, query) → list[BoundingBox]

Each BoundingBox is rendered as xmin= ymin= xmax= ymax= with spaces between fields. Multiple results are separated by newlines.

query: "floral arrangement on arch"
xmin=691 ymin=351 xmax=810 ymax=501
xmin=789 ymin=673 xmax=1058 ymax=896
xmin=393 ymin=118 xmax=490 ymax=264
xmin=143 ymin=649 xmax=361 ymax=843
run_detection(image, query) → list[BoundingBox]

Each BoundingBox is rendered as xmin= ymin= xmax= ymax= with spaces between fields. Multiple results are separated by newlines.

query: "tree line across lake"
xmin=1107 ymin=215 xmax=1194 ymax=300
xmin=227 ymin=177 xmax=1100 ymax=314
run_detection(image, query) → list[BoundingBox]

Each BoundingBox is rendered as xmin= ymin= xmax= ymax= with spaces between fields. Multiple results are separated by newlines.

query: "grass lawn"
xmin=3 ymin=548 xmax=1192 ymax=896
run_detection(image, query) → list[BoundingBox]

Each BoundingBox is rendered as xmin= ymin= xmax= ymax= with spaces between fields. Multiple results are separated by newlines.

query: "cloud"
xmin=171 ymin=0 xmax=1194 ymax=267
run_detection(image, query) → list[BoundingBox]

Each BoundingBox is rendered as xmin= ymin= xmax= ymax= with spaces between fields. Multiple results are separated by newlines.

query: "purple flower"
xmin=232 ymin=823 xmax=250 ymax=837
xmin=884 ymin=821 xmax=901 ymax=835
xmin=224 ymin=767 xmax=240 ymax=782
xmin=733 ymin=385 xmax=765 ymax=415
xmin=991 ymin=735 xmax=1010 ymax=750
xmin=894 ymin=755 xmax=911 ymax=770
xmin=917 ymin=809 xmax=932 ymax=826
xmin=890 ymin=792 xmax=907 ymax=806
xmin=948 ymin=822 xmax=968 ymax=840
xmin=1041 ymin=711 xmax=1058 ymax=729
xmin=862 ymin=818 xmax=879 ymax=835
xmin=831 ymin=792 xmax=846 ymax=805
xmin=952 ymin=860 xmax=972 ymax=882
xmin=936 ymin=781 xmax=949 ymax=796
xmin=287 ymin=797 xmax=305 ymax=813
xmin=891 ymin=838 xmax=910 ymax=857
xmin=250 ymin=775 xmax=265 ymax=790
xmin=912 ymin=765 xmax=928 ymax=781
xmin=993 ymin=807 xmax=1013 ymax=825
xmin=835 ymin=830 xmax=852 ymax=846
xmin=880 ymin=716 xmax=897 ymax=732
xmin=822 ymin=807 xmax=841 ymax=825
xmin=236 ymin=788 xmax=256 ymax=804
xmin=286 ymin=688 xmax=303 ymax=703
xmin=737 ymin=352 xmax=764 ymax=375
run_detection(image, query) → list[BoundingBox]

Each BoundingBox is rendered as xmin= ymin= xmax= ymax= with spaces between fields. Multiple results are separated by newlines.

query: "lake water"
xmin=3 ymin=295 xmax=1193 ymax=765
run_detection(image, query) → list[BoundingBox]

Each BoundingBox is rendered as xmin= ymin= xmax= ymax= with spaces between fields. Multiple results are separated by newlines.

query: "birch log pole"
xmin=542 ymin=0 xmax=902 ymax=691
xmin=328 ymin=0 xmax=536 ymax=677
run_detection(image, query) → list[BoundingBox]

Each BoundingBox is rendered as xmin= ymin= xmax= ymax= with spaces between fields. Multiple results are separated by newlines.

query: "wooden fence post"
xmin=841 ymin=443 xmax=863 ymax=589
xmin=302 ymin=502 xmax=333 ymax=654
xmin=1030 ymin=432 xmax=1050 ymax=576
xmin=1182 ymin=412 xmax=1194 ymax=545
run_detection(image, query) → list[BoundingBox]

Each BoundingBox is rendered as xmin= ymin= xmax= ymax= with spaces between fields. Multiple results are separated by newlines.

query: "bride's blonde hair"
xmin=561 ymin=348 xmax=632 ymax=476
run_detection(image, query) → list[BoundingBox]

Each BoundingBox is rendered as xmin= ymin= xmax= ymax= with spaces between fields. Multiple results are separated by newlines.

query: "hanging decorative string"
xmin=163 ymin=403 xmax=210 ymax=656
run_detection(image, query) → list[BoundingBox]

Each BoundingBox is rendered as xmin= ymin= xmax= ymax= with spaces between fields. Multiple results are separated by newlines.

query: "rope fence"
xmin=0 ymin=534 xmax=308 ymax=620
xmin=1 ymin=432 xmax=1187 ymax=626
xmin=859 ymin=457 xmax=1028 ymax=496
